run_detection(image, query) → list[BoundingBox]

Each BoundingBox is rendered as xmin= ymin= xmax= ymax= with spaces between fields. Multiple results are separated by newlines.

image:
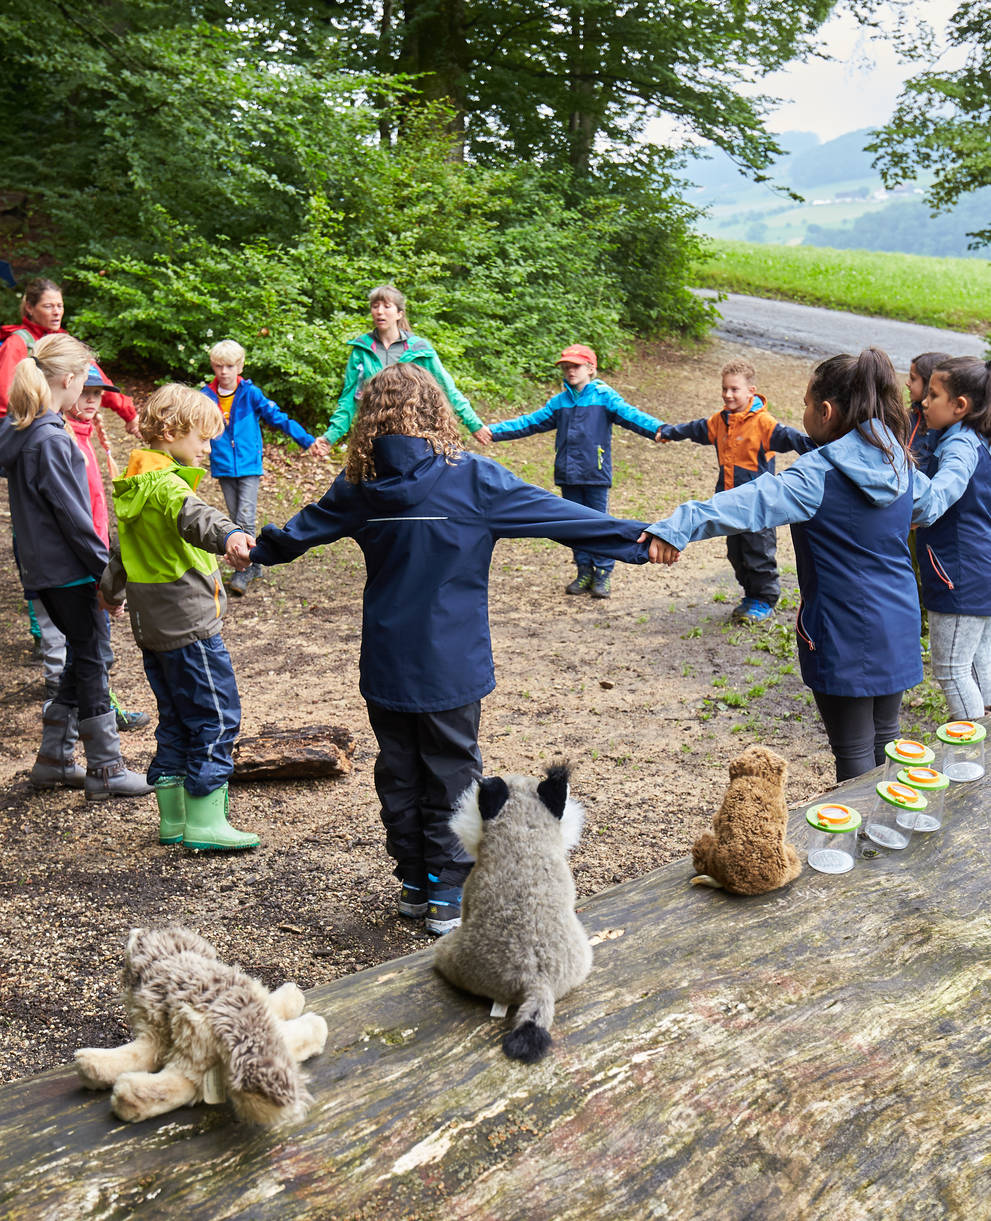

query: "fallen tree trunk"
xmin=230 ymin=724 xmax=354 ymax=782
xmin=2 ymin=762 xmax=990 ymax=1218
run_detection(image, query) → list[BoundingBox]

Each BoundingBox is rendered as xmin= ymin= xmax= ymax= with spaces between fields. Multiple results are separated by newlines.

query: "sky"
xmin=758 ymin=0 xmax=964 ymax=142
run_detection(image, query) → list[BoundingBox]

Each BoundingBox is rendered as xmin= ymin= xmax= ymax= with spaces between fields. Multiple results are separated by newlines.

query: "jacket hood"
xmin=348 ymin=331 xmax=435 ymax=358
xmin=112 ymin=448 xmax=204 ymax=520
xmin=361 ymin=435 xmax=452 ymax=511
xmin=0 ymin=319 xmax=56 ymax=343
xmin=0 ymin=410 xmax=64 ymax=467
xmin=820 ymin=423 xmax=910 ymax=506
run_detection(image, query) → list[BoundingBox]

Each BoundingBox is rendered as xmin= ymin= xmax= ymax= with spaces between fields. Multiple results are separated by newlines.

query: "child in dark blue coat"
xmin=645 ymin=348 xmax=930 ymax=783
xmin=251 ymin=363 xmax=650 ymax=934
xmin=485 ymin=344 xmax=662 ymax=599
xmin=201 ymin=339 xmax=316 ymax=596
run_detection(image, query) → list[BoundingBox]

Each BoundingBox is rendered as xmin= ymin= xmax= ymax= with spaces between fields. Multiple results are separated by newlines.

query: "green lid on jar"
xmin=806 ymin=802 xmax=862 ymax=833
xmin=897 ymin=766 xmax=949 ymax=793
xmin=883 ymin=738 xmax=934 ymax=766
xmin=936 ymin=720 xmax=987 ymax=746
xmin=875 ymin=779 xmax=928 ymax=810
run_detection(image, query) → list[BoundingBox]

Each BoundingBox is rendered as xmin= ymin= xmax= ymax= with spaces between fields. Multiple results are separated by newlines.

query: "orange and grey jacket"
xmin=659 ymin=396 xmax=814 ymax=491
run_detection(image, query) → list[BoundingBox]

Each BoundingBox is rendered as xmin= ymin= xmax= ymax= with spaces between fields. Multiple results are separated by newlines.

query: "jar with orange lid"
xmin=882 ymin=738 xmax=934 ymax=781
xmin=805 ymin=802 xmax=861 ymax=874
xmin=866 ymin=780 xmax=928 ymax=849
xmin=896 ymin=766 xmax=948 ymax=831
xmin=936 ymin=720 xmax=986 ymax=782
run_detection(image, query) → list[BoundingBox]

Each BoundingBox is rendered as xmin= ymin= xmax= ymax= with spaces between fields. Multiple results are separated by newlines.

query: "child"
xmin=645 ymin=348 xmax=925 ymax=783
xmin=658 ymin=358 xmax=815 ymax=622
xmin=100 ymin=384 xmax=259 ymax=850
xmin=486 ymin=344 xmax=663 ymax=598
xmin=55 ymin=366 xmax=149 ymax=729
xmin=309 ymin=283 xmax=486 ymax=458
xmin=0 ymin=334 xmax=151 ymax=800
xmin=906 ymin=351 xmax=952 ymax=462
xmin=912 ymin=357 xmax=991 ymax=719
xmin=250 ymin=364 xmax=650 ymax=934
xmin=201 ymin=339 xmax=316 ymax=596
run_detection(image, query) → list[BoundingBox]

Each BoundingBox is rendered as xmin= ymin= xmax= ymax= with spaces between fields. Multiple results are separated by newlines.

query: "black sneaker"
xmin=425 ymin=874 xmax=462 ymax=935
xmin=110 ymin=691 xmax=150 ymax=732
xmin=566 ymin=566 xmax=593 ymax=595
xmin=398 ymin=878 xmax=428 ymax=918
xmin=590 ymin=568 xmax=611 ymax=598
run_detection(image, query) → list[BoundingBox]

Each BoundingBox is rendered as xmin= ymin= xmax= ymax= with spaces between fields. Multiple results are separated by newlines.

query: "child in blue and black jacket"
xmin=251 ymin=363 xmax=649 ymax=936
xmin=485 ymin=344 xmax=662 ymax=599
xmin=200 ymin=338 xmax=316 ymax=596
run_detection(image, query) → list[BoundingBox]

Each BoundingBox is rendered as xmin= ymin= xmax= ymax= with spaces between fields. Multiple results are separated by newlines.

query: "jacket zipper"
xmin=925 ymin=545 xmax=954 ymax=590
xmin=796 ymin=602 xmax=815 ymax=651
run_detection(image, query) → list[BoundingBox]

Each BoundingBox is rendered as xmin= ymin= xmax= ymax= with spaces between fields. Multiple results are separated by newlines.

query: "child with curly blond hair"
xmin=252 ymin=363 xmax=650 ymax=934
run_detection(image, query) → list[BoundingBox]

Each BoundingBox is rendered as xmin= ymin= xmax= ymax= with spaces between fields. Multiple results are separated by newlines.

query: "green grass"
xmin=693 ymin=240 xmax=991 ymax=335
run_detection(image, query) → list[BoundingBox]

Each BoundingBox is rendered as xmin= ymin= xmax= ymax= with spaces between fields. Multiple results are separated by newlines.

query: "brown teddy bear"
xmin=691 ymin=745 xmax=801 ymax=895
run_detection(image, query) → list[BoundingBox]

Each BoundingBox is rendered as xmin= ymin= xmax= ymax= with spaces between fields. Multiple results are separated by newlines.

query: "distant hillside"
xmin=683 ymin=129 xmax=990 ymax=259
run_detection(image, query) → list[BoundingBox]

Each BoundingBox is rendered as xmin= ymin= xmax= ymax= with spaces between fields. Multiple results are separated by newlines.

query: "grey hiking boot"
xmin=30 ymin=701 xmax=85 ymax=789
xmin=79 ymin=710 xmax=154 ymax=801
xmin=590 ymin=568 xmax=612 ymax=598
xmin=566 ymin=566 xmax=594 ymax=595
xmin=228 ymin=563 xmax=261 ymax=597
xmin=110 ymin=690 xmax=150 ymax=732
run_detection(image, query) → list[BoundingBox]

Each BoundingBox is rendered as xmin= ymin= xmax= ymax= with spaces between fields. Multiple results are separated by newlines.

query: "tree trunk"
xmin=2 ymin=763 xmax=990 ymax=1217
xmin=399 ymin=0 xmax=469 ymax=157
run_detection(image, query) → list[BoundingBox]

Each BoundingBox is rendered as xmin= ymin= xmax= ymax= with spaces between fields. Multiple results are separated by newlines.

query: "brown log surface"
xmin=2 ymin=763 xmax=991 ymax=1219
xmin=230 ymin=724 xmax=355 ymax=781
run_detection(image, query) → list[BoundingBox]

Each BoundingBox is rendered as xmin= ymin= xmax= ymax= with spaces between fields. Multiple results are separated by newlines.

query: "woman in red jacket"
xmin=0 ymin=278 xmax=140 ymax=434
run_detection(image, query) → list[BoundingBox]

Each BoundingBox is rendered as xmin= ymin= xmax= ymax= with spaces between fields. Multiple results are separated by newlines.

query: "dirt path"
xmin=0 ymin=338 xmax=938 ymax=1085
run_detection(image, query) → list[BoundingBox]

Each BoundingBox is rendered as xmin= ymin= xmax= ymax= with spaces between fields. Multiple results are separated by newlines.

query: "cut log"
xmin=230 ymin=724 xmax=354 ymax=782
xmin=2 ymin=760 xmax=990 ymax=1218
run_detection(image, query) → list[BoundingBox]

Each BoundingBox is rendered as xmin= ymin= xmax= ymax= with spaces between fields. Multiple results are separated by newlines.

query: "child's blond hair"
xmin=7 ymin=333 xmax=94 ymax=430
xmin=209 ymin=339 xmax=246 ymax=366
xmin=140 ymin=383 xmax=224 ymax=444
xmin=721 ymin=358 xmax=757 ymax=384
xmin=345 ymin=364 xmax=463 ymax=483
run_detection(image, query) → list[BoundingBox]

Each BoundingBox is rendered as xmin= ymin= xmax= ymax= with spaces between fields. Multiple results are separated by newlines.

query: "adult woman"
xmin=0 ymin=278 xmax=140 ymax=434
xmin=310 ymin=284 xmax=489 ymax=456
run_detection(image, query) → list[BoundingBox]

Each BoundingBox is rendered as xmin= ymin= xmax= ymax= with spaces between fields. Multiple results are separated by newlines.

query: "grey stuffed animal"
xmin=74 ymin=927 xmax=327 ymax=1125
xmin=434 ymin=763 xmax=592 ymax=1063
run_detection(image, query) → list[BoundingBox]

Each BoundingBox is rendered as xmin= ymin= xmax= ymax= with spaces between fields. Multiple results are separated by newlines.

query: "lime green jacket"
xmin=321 ymin=331 xmax=481 ymax=445
xmin=100 ymin=449 xmax=240 ymax=652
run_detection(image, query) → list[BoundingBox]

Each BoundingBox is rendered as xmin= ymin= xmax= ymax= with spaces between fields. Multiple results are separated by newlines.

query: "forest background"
xmin=2 ymin=0 xmax=988 ymax=422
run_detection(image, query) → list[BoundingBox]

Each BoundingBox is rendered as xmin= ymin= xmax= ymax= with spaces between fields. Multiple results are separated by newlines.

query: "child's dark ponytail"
xmin=809 ymin=347 xmax=909 ymax=465
xmin=931 ymin=356 xmax=991 ymax=439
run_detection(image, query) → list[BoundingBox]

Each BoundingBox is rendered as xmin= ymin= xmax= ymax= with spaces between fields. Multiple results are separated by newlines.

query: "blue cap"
xmin=83 ymin=365 xmax=121 ymax=394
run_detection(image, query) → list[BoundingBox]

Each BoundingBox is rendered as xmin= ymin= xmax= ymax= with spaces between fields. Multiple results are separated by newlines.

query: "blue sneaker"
xmin=398 ymin=878 xmax=428 ymax=919
xmin=740 ymin=599 xmax=774 ymax=623
xmin=425 ymin=874 xmax=462 ymax=936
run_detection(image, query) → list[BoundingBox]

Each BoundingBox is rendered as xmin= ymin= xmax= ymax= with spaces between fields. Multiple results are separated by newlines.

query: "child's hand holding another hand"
xmin=225 ymin=532 xmax=256 ymax=571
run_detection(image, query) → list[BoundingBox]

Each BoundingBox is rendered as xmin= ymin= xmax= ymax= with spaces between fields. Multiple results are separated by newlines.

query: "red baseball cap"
xmin=555 ymin=344 xmax=597 ymax=368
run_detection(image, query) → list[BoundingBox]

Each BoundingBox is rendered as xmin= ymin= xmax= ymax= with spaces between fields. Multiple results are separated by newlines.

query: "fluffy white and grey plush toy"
xmin=434 ymin=763 xmax=592 ymax=1063
xmin=74 ymin=927 xmax=328 ymax=1126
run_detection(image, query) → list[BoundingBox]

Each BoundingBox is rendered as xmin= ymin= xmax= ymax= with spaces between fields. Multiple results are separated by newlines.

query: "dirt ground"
xmin=0 ymin=338 xmax=892 ymax=1086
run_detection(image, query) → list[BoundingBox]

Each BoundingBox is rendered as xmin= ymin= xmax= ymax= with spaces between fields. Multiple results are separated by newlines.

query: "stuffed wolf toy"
xmin=75 ymin=927 xmax=328 ymax=1125
xmin=434 ymin=763 xmax=592 ymax=1063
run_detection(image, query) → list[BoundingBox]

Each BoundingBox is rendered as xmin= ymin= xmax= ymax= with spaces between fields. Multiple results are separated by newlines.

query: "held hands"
xmin=473 ymin=425 xmax=493 ymax=446
xmin=655 ymin=428 xmax=671 ymax=444
xmin=97 ymin=589 xmax=126 ymax=617
xmin=309 ymin=437 xmax=332 ymax=458
xmin=225 ymin=531 xmax=256 ymax=571
xmin=637 ymin=531 xmax=681 ymax=565
xmin=124 ymin=416 xmax=142 ymax=439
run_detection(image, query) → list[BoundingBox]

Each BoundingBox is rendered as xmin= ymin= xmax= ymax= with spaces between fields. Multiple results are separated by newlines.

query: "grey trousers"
xmin=929 ymin=610 xmax=991 ymax=719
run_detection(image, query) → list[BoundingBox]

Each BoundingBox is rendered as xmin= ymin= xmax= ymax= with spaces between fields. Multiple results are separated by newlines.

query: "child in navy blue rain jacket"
xmin=486 ymin=344 xmax=662 ymax=599
xmin=251 ymin=364 xmax=650 ymax=935
xmin=645 ymin=348 xmax=938 ymax=783
xmin=912 ymin=357 xmax=991 ymax=719
xmin=201 ymin=339 xmax=316 ymax=596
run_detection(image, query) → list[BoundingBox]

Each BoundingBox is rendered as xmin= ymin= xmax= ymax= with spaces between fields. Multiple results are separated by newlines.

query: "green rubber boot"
xmin=182 ymin=784 xmax=259 ymax=851
xmin=155 ymin=776 xmax=186 ymax=845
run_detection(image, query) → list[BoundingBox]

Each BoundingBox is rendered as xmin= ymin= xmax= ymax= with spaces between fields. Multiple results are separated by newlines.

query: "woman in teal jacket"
xmin=310 ymin=285 xmax=486 ymax=455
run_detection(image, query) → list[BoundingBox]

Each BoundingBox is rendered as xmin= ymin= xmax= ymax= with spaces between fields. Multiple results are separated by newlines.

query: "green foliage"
xmin=694 ymin=240 xmax=991 ymax=333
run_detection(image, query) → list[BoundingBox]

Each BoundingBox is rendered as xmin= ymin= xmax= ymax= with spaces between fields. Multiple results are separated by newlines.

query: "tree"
xmin=868 ymin=0 xmax=991 ymax=246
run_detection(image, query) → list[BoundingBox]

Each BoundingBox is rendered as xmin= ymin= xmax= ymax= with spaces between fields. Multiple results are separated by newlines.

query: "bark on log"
xmin=230 ymin=724 xmax=354 ymax=782
xmin=2 ymin=762 xmax=991 ymax=1219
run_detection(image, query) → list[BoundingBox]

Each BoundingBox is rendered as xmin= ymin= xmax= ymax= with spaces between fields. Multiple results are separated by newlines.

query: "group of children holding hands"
xmin=1 ymin=275 xmax=989 ymax=937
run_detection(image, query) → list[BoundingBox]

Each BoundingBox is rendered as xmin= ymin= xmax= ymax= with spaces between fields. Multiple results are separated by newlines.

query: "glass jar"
xmin=896 ymin=766 xmax=948 ymax=832
xmin=805 ymin=802 xmax=862 ymax=874
xmin=936 ymin=721 xmax=986 ymax=782
xmin=882 ymin=738 xmax=935 ymax=781
xmin=866 ymin=780 xmax=928 ymax=849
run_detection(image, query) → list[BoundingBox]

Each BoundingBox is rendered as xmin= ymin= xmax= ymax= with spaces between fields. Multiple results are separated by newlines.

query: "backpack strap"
xmin=5 ymin=327 xmax=35 ymax=354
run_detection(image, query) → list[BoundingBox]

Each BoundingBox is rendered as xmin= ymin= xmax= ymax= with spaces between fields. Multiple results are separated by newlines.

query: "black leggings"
xmin=37 ymin=583 xmax=110 ymax=720
xmin=813 ymin=691 xmax=904 ymax=783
